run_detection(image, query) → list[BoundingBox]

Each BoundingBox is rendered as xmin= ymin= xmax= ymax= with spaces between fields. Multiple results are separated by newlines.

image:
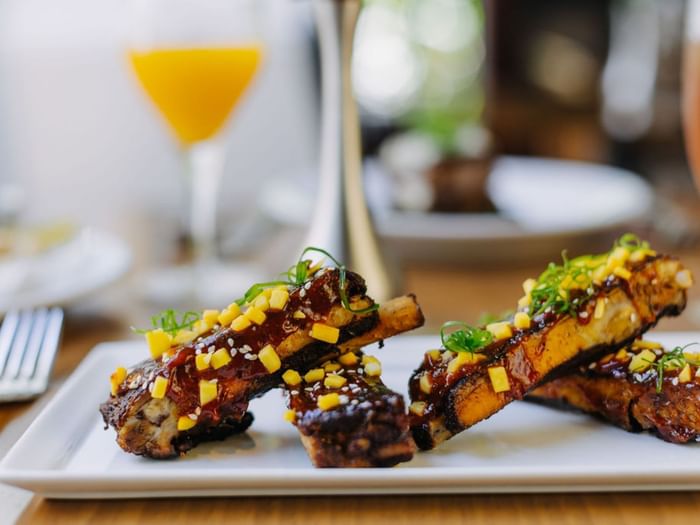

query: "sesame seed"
xmin=195 ymin=348 xmax=202 ymax=355
xmin=291 ymin=390 xmax=299 ymax=396
xmin=208 ymin=345 xmax=215 ymax=353
xmin=300 ymin=289 xmax=306 ymax=298
xmin=188 ymin=413 xmax=197 ymax=420
xmin=230 ymin=348 xmax=238 ymax=357
xmin=339 ymin=395 xmax=349 ymax=404
xmin=244 ymin=353 xmax=258 ymax=360
xmin=350 ymin=399 xmax=359 ymax=405
xmin=227 ymin=338 xmax=234 ymax=346
xmin=304 ymin=282 xmax=312 ymax=290
xmin=195 ymin=407 xmax=201 ymax=415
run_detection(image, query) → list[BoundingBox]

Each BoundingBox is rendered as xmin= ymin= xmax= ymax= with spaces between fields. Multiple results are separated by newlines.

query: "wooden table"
xmin=4 ymin=253 xmax=700 ymax=524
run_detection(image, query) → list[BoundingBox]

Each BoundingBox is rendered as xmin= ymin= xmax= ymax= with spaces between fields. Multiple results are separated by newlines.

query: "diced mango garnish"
xmin=613 ymin=266 xmax=631 ymax=280
xmin=177 ymin=416 xmax=196 ymax=431
xmin=629 ymin=349 xmax=656 ymax=373
xmin=324 ymin=362 xmax=341 ymax=372
xmin=173 ymin=329 xmax=197 ymax=345
xmin=253 ymin=294 xmax=270 ymax=312
xmin=614 ymin=349 xmax=629 ymax=361
xmin=361 ymin=354 xmax=379 ymax=366
xmin=292 ymin=310 xmax=306 ymax=320
xmin=199 ymin=379 xmax=218 ymax=406
xmin=195 ymin=353 xmax=211 ymax=371
xmin=217 ymin=304 xmax=241 ymax=326
xmin=317 ymin=393 xmax=340 ymax=411
xmin=488 ymin=366 xmax=510 ymax=393
xmin=522 ymin=278 xmax=537 ymax=295
xmin=202 ymin=309 xmax=220 ymax=329
xmin=110 ymin=366 xmax=127 ymax=395
xmin=145 ymin=329 xmax=172 ymax=360
xmin=632 ymin=339 xmax=663 ymax=350
xmin=447 ymin=351 xmax=484 ymax=375
xmin=364 ymin=361 xmax=382 ymax=377
xmin=211 ymin=348 xmax=232 ymax=370
xmin=608 ymin=246 xmax=630 ymax=268
xmin=231 ymin=315 xmax=251 ymax=332
xmin=244 ymin=306 xmax=266 ymax=326
xmin=427 ymin=350 xmax=442 ymax=361
xmin=486 ymin=322 xmax=513 ymax=341
xmin=324 ymin=374 xmax=347 ymax=388
xmin=259 ymin=344 xmax=281 ymax=373
xmin=304 ymin=368 xmax=325 ymax=383
xmin=513 ymin=312 xmax=531 ymax=330
xmin=338 ymin=352 xmax=358 ymax=366
xmin=594 ymin=298 xmax=606 ymax=320
xmin=282 ymin=369 xmax=302 ymax=386
xmin=409 ymin=401 xmax=426 ymax=416
xmin=283 ymin=409 xmax=296 ymax=423
xmin=269 ymin=288 xmax=290 ymax=311
xmin=630 ymin=248 xmax=656 ymax=263
xmin=419 ymin=373 xmax=432 ymax=394
xmin=678 ymin=364 xmax=692 ymax=384
xmin=151 ymin=376 xmax=168 ymax=399
xmin=517 ymin=295 xmax=531 ymax=309
xmin=310 ymin=323 xmax=340 ymax=344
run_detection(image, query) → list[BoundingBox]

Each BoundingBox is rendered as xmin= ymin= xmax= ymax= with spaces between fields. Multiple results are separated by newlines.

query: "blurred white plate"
xmin=261 ymin=156 xmax=654 ymax=264
xmin=0 ymin=229 xmax=131 ymax=314
xmin=1 ymin=332 xmax=698 ymax=499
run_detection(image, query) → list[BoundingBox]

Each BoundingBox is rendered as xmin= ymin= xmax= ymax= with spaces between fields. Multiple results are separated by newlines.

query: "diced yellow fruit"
xmin=364 ymin=361 xmax=382 ymax=377
xmin=613 ymin=266 xmax=631 ymax=280
xmin=199 ymin=379 xmax=218 ymax=406
xmin=145 ymin=329 xmax=172 ymax=360
xmin=361 ymin=354 xmax=379 ymax=366
xmin=594 ymin=298 xmax=606 ymax=320
xmin=202 ymin=309 xmax=220 ymax=329
xmin=427 ymin=350 xmax=442 ymax=361
xmin=192 ymin=320 xmax=209 ymax=336
xmin=447 ymin=351 xmax=484 ymax=375
xmin=615 ymin=349 xmax=629 ymax=361
xmin=608 ymin=246 xmax=630 ymax=267
xmin=231 ymin=315 xmax=251 ymax=332
xmin=522 ymin=278 xmax=537 ymax=295
xmin=592 ymin=265 xmax=608 ymax=284
xmin=324 ymin=374 xmax=347 ymax=388
xmin=517 ymin=295 xmax=531 ymax=309
xmin=211 ymin=348 xmax=232 ymax=370
xmin=110 ymin=366 xmax=127 ymax=395
xmin=195 ymin=353 xmax=211 ymax=371
xmin=173 ymin=329 xmax=196 ymax=345
xmin=409 ymin=401 xmax=427 ymax=416
xmin=632 ymin=339 xmax=663 ymax=350
xmin=317 ymin=393 xmax=340 ymax=411
xmin=513 ymin=312 xmax=531 ymax=330
xmin=282 ymin=369 xmax=302 ymax=386
xmin=324 ymin=362 xmax=341 ymax=372
xmin=488 ymin=366 xmax=511 ymax=393
xmin=244 ymin=306 xmax=266 ymax=326
xmin=292 ymin=310 xmax=306 ymax=319
xmin=151 ymin=376 xmax=169 ymax=399
xmin=304 ymin=368 xmax=325 ymax=383
xmin=310 ymin=323 xmax=340 ymax=344
xmin=684 ymin=352 xmax=700 ymax=366
xmin=177 ymin=416 xmax=196 ymax=431
xmin=676 ymin=269 xmax=694 ymax=289
xmin=217 ymin=304 xmax=241 ymax=326
xmin=678 ymin=364 xmax=692 ymax=383
xmin=269 ymin=289 xmax=290 ymax=311
xmin=259 ymin=344 xmax=281 ymax=373
xmin=629 ymin=349 xmax=656 ymax=373
xmin=486 ymin=322 xmax=513 ymax=341
xmin=283 ymin=409 xmax=296 ymax=423
xmin=630 ymin=248 xmax=656 ymax=263
xmin=338 ymin=352 xmax=358 ymax=366
xmin=253 ymin=294 xmax=270 ymax=312
xmin=419 ymin=373 xmax=432 ymax=394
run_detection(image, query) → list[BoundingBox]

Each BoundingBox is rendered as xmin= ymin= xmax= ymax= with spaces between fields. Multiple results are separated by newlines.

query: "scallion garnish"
xmin=440 ymin=321 xmax=494 ymax=354
xmin=643 ymin=343 xmax=698 ymax=393
xmin=133 ymin=309 xmax=201 ymax=336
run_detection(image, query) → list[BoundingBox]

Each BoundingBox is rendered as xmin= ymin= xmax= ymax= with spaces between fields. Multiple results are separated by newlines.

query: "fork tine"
xmin=18 ymin=307 xmax=49 ymax=379
xmin=0 ymin=310 xmax=21 ymax=375
xmin=33 ymin=307 xmax=63 ymax=383
xmin=1 ymin=310 xmax=33 ymax=378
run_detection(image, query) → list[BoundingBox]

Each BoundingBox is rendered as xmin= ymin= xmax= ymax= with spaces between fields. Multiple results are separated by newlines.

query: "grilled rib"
xmin=529 ymin=340 xmax=700 ymax=443
xmin=281 ymin=295 xmax=424 ymax=467
xmin=284 ymin=351 xmax=416 ymax=467
xmin=100 ymin=268 xmax=380 ymax=459
xmin=409 ymin=254 xmax=691 ymax=450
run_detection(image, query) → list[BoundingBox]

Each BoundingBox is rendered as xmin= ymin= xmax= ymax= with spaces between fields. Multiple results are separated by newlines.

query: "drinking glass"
xmin=128 ymin=0 xmax=263 ymax=303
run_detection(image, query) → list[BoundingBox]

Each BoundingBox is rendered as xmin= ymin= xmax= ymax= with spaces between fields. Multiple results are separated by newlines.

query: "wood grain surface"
xmin=3 ymin=252 xmax=700 ymax=523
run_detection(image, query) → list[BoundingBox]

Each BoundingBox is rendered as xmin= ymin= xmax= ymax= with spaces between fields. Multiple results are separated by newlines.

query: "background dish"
xmin=1 ymin=332 xmax=697 ymax=499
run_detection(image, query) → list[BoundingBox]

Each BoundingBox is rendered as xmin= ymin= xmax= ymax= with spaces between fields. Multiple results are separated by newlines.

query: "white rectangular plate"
xmin=1 ymin=333 xmax=699 ymax=499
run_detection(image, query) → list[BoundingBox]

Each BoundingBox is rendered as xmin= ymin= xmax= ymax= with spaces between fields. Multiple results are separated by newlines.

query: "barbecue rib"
xmin=409 ymin=251 xmax=692 ymax=450
xmin=101 ymin=268 xmax=381 ymax=459
xmin=529 ymin=340 xmax=700 ymax=443
xmin=281 ymin=294 xmax=424 ymax=467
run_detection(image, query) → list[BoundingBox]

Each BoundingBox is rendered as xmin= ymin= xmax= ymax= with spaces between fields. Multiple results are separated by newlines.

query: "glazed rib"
xmin=281 ymin=295 xmax=424 ymax=467
xmin=284 ymin=351 xmax=416 ymax=467
xmin=100 ymin=268 xmax=380 ymax=459
xmin=529 ymin=340 xmax=700 ymax=443
xmin=409 ymin=255 xmax=691 ymax=450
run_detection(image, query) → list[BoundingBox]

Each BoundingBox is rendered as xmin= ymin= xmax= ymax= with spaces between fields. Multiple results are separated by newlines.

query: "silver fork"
xmin=0 ymin=307 xmax=64 ymax=402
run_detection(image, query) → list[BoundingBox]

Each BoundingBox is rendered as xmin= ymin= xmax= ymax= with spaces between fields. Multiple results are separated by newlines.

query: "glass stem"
xmin=186 ymin=140 xmax=225 ymax=271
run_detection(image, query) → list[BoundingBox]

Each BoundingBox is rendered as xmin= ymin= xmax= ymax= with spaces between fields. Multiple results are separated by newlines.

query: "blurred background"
xmin=1 ymin=0 xmax=699 ymax=328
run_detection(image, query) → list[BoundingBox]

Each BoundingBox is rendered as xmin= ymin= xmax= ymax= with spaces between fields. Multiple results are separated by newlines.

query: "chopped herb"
xmin=133 ymin=309 xmax=201 ymax=336
xmin=440 ymin=321 xmax=494 ymax=354
xmin=643 ymin=343 xmax=698 ymax=393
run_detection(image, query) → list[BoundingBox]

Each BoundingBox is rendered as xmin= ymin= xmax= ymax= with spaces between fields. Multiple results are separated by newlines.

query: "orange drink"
xmin=130 ymin=47 xmax=262 ymax=145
